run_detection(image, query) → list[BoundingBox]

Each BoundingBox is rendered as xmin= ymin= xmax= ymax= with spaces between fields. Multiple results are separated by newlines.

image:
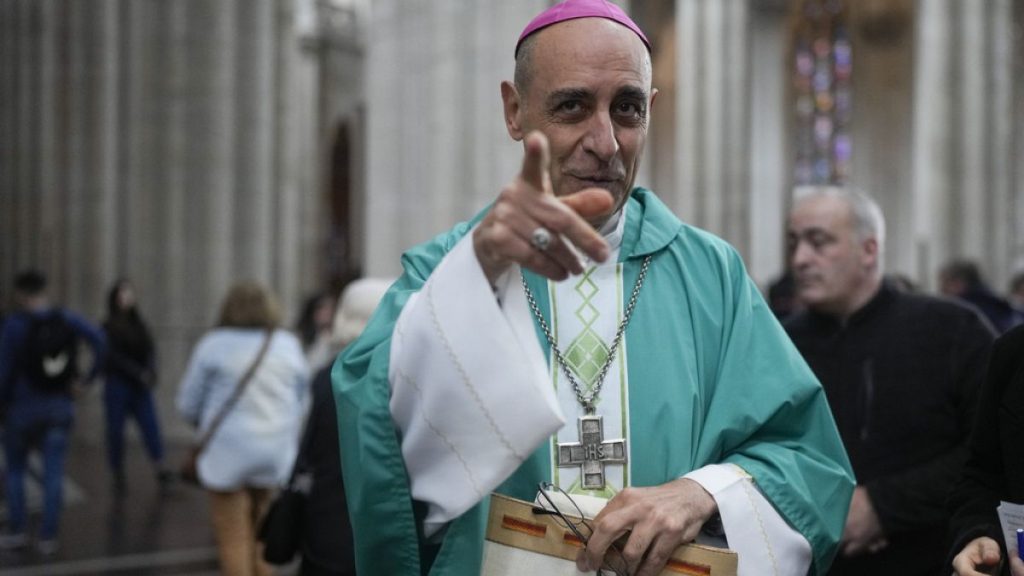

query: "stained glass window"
xmin=792 ymin=0 xmax=851 ymax=186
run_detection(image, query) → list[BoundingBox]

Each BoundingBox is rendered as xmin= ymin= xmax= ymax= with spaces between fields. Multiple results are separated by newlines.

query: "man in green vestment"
xmin=333 ymin=1 xmax=854 ymax=575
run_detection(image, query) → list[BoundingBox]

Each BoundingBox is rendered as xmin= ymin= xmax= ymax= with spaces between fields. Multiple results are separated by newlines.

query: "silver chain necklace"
xmin=520 ymin=254 xmax=652 ymax=414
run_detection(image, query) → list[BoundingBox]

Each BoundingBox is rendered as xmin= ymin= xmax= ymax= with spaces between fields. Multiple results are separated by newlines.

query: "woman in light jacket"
xmin=177 ymin=282 xmax=309 ymax=576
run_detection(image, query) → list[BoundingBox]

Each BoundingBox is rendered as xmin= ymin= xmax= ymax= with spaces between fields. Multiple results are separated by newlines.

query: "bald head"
xmin=792 ymin=186 xmax=886 ymax=257
xmin=514 ymin=17 xmax=652 ymax=101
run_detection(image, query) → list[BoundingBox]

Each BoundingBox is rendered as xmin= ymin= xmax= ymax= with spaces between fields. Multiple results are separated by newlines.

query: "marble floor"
xmin=0 ymin=405 xmax=260 ymax=576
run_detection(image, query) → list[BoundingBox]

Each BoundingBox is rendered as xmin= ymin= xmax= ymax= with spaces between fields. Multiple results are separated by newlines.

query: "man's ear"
xmin=501 ymin=81 xmax=524 ymax=141
xmin=650 ymin=87 xmax=659 ymax=112
xmin=862 ymin=237 xmax=879 ymax=268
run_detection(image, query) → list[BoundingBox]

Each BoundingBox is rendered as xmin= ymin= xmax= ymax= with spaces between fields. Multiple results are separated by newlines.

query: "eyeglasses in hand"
xmin=532 ymin=482 xmax=629 ymax=576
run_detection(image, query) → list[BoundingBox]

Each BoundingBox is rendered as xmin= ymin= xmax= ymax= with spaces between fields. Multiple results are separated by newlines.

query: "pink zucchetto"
xmin=515 ymin=0 xmax=651 ymax=57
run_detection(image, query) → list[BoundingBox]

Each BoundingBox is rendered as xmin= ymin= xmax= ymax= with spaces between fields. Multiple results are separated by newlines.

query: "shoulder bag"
xmin=179 ymin=330 xmax=273 ymax=486
xmin=259 ymin=454 xmax=309 ymax=564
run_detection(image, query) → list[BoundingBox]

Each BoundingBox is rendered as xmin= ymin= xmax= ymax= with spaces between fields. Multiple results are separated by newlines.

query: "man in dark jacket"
xmin=784 ymin=187 xmax=995 ymax=576
xmin=0 ymin=270 xmax=105 ymax=554
xmin=947 ymin=324 xmax=1024 ymax=576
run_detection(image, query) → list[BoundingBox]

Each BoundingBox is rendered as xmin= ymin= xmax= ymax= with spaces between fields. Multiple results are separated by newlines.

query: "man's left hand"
xmin=840 ymin=485 xmax=886 ymax=557
xmin=576 ymin=478 xmax=718 ymax=576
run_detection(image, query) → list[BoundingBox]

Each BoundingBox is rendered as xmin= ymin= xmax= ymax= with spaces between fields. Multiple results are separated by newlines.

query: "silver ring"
xmin=530 ymin=227 xmax=552 ymax=251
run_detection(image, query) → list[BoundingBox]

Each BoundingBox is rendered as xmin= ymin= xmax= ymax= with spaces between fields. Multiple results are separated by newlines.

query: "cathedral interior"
xmin=0 ymin=0 xmax=1022 ymax=572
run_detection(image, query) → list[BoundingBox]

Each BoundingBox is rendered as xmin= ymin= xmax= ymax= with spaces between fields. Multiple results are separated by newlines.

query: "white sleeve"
xmin=389 ymin=234 xmax=565 ymax=537
xmin=685 ymin=464 xmax=813 ymax=576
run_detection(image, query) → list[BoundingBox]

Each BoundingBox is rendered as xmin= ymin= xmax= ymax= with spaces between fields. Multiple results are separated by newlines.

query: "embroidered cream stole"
xmin=548 ymin=260 xmax=630 ymax=498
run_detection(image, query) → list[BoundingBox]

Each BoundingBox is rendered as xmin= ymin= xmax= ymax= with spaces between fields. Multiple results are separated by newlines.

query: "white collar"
xmin=591 ymin=204 xmax=627 ymax=265
xmin=600 ymin=204 xmax=626 ymax=250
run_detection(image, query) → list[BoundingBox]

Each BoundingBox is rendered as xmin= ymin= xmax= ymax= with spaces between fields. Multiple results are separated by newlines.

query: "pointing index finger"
xmin=520 ymin=131 xmax=551 ymax=194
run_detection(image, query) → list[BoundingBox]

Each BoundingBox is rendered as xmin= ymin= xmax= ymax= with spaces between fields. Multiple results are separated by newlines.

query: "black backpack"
xmin=24 ymin=311 xmax=80 ymax=393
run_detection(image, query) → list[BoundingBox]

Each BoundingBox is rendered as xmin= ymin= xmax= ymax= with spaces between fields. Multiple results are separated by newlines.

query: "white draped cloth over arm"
xmin=389 ymin=235 xmax=565 ymax=537
xmin=686 ymin=464 xmax=813 ymax=576
xmin=388 ymin=233 xmax=814 ymax=576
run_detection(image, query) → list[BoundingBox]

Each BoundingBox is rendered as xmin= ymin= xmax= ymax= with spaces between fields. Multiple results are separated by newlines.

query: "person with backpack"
xmin=0 ymin=269 xmax=105 ymax=554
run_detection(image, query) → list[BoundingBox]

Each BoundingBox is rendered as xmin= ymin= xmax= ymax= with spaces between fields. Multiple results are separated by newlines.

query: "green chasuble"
xmin=334 ymin=188 xmax=854 ymax=575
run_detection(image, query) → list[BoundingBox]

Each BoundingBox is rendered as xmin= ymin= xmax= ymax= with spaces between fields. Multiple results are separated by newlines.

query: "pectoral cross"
xmin=556 ymin=414 xmax=627 ymax=490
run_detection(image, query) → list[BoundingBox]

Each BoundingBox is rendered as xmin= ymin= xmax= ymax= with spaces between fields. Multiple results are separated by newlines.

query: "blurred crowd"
xmin=0 ymin=269 xmax=390 ymax=575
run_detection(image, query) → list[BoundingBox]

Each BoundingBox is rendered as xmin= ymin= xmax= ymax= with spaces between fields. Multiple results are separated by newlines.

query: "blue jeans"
xmin=3 ymin=422 xmax=69 ymax=539
xmin=103 ymin=378 xmax=165 ymax=472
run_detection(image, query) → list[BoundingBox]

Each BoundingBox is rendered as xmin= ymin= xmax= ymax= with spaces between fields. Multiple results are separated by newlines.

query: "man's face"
xmin=937 ymin=273 xmax=965 ymax=297
xmin=503 ymin=18 xmax=655 ymax=219
xmin=116 ymin=285 xmax=137 ymax=310
xmin=1012 ymin=283 xmax=1024 ymax=307
xmin=14 ymin=290 xmax=45 ymax=311
xmin=787 ymin=195 xmax=877 ymax=315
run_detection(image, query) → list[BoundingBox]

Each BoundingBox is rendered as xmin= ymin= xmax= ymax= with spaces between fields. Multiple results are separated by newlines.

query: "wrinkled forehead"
xmin=791 ymin=194 xmax=856 ymax=229
xmin=529 ymin=18 xmax=652 ymax=86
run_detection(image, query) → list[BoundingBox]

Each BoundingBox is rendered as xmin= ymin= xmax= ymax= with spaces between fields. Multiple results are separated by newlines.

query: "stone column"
xmin=120 ymin=0 xmax=186 ymax=438
xmin=0 ymin=0 xmax=72 ymax=291
xmin=233 ymin=0 xmax=276 ymax=284
xmin=278 ymin=0 xmax=322 ymax=315
xmin=64 ymin=0 xmax=120 ymax=315
xmin=0 ymin=0 xmax=20 ymax=287
xmin=747 ymin=2 xmax=788 ymax=286
xmin=1014 ymin=0 xmax=1024 ymax=277
xmin=911 ymin=0 xmax=1019 ymax=290
xmin=364 ymin=0 xmax=403 ymax=276
xmin=910 ymin=0 xmax=953 ymax=286
xmin=985 ymin=0 xmax=1016 ymax=290
xmin=425 ymin=1 xmax=462 ymax=230
xmin=470 ymin=1 xmax=543 ymax=214
xmin=365 ymin=1 xmax=541 ymax=277
xmin=36 ymin=0 xmax=63 ymax=289
xmin=847 ymin=1 xmax=915 ymax=278
xmin=674 ymin=0 xmax=751 ymax=254
xmin=180 ymin=0 xmax=237 ymax=326
xmin=956 ymin=0 xmax=987 ymax=258
xmin=122 ymin=0 xmax=186 ymax=392
xmin=6 ymin=0 xmax=62 ymax=289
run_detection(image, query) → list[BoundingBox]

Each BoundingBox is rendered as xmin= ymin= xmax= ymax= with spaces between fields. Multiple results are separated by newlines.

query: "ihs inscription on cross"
xmin=556 ymin=414 xmax=627 ymax=490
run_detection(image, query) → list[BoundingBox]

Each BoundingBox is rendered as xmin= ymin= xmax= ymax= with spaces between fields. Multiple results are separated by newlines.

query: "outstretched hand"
xmin=576 ymin=478 xmax=718 ymax=576
xmin=473 ymin=131 xmax=614 ymax=285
